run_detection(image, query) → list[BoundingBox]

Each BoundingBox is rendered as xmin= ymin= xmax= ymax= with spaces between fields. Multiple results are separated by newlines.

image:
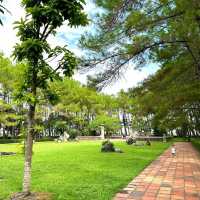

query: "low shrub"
xmin=0 ymin=138 xmax=22 ymax=144
xmin=36 ymin=137 xmax=54 ymax=142
xmin=68 ymin=129 xmax=79 ymax=140
xmin=146 ymin=139 xmax=151 ymax=146
xmin=101 ymin=140 xmax=115 ymax=152
xmin=126 ymin=137 xmax=136 ymax=145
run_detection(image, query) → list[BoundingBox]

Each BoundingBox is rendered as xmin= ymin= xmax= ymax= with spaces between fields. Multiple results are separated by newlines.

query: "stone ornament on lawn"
xmin=126 ymin=137 xmax=136 ymax=145
xmin=101 ymin=140 xmax=115 ymax=152
xmin=101 ymin=140 xmax=123 ymax=153
xmin=54 ymin=132 xmax=70 ymax=142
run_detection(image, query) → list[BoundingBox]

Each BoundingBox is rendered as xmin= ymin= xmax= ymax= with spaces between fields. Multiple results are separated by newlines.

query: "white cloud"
xmin=73 ymin=63 xmax=155 ymax=95
xmin=103 ymin=67 xmax=149 ymax=94
xmin=0 ymin=0 xmax=24 ymax=56
xmin=0 ymin=0 xmax=93 ymax=56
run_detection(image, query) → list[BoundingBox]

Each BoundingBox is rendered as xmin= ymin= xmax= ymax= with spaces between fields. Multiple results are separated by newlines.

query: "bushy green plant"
xmin=146 ymin=139 xmax=151 ymax=146
xmin=89 ymin=115 xmax=120 ymax=138
xmin=0 ymin=138 xmax=22 ymax=144
xmin=101 ymin=140 xmax=115 ymax=152
xmin=68 ymin=128 xmax=79 ymax=140
xmin=126 ymin=137 xmax=136 ymax=145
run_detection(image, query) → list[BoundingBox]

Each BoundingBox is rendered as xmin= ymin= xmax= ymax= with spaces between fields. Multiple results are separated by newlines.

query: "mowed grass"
xmin=0 ymin=141 xmax=170 ymax=200
xmin=192 ymin=138 xmax=200 ymax=152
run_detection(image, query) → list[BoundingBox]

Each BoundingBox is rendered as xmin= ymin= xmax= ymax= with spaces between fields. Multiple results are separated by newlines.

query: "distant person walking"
xmin=171 ymin=144 xmax=176 ymax=156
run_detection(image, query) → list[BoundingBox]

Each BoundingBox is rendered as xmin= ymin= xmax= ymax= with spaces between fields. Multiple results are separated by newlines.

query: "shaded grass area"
xmin=0 ymin=141 xmax=170 ymax=200
xmin=191 ymin=138 xmax=200 ymax=152
xmin=171 ymin=136 xmax=188 ymax=142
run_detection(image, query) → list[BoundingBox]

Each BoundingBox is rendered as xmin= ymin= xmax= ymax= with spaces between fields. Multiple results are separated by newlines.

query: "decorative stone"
xmin=115 ymin=148 xmax=123 ymax=153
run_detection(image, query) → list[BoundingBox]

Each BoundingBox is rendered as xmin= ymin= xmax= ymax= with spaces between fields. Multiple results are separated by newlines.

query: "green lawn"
xmin=192 ymin=138 xmax=200 ymax=152
xmin=0 ymin=141 xmax=170 ymax=200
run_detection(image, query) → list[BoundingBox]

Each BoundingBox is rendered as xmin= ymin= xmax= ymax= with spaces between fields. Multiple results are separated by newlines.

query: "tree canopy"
xmin=80 ymin=0 xmax=200 ymax=88
xmin=128 ymin=59 xmax=200 ymax=136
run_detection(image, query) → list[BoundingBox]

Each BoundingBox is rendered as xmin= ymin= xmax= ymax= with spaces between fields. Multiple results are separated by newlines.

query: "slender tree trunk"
xmin=122 ymin=112 xmax=128 ymax=136
xmin=2 ymin=126 xmax=5 ymax=137
xmin=22 ymin=103 xmax=36 ymax=194
xmin=22 ymin=65 xmax=38 ymax=194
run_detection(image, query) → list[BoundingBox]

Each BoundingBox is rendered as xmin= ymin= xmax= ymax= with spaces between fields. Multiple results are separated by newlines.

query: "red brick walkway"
xmin=114 ymin=142 xmax=200 ymax=200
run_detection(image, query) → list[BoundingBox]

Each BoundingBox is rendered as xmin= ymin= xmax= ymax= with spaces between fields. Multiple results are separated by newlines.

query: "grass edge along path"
xmin=192 ymin=138 xmax=200 ymax=152
xmin=0 ymin=141 xmax=170 ymax=200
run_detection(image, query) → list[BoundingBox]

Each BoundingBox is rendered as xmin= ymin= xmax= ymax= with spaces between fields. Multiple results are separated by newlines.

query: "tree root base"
xmin=10 ymin=192 xmax=52 ymax=200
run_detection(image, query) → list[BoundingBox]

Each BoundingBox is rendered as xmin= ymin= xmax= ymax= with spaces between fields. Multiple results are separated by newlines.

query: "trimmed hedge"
xmin=0 ymin=137 xmax=54 ymax=144
xmin=0 ymin=138 xmax=23 ymax=144
xmin=35 ymin=137 xmax=55 ymax=142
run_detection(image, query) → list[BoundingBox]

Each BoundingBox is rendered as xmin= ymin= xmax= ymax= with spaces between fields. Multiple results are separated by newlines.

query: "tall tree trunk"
xmin=22 ymin=103 xmax=36 ymax=194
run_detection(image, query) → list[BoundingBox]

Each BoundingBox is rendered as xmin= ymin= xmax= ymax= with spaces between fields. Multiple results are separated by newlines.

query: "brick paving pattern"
xmin=114 ymin=142 xmax=200 ymax=200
